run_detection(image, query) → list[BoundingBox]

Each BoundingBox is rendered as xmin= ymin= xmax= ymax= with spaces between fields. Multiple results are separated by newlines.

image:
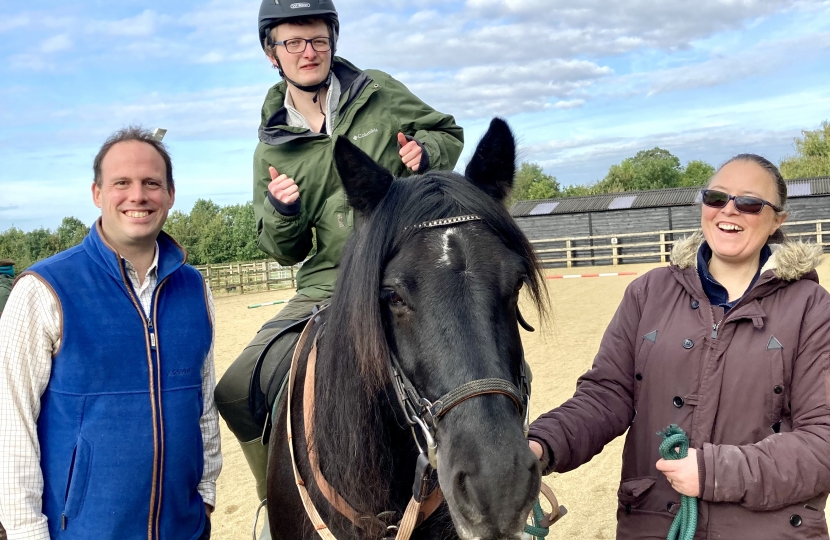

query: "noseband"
xmin=391 ymin=214 xmax=533 ymax=496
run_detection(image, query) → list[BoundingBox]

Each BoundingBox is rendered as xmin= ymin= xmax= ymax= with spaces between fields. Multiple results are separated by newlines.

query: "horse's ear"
xmin=334 ymin=135 xmax=394 ymax=214
xmin=464 ymin=117 xmax=516 ymax=202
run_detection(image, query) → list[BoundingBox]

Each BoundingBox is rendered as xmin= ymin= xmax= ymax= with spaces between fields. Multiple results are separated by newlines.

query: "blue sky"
xmin=1 ymin=0 xmax=829 ymax=232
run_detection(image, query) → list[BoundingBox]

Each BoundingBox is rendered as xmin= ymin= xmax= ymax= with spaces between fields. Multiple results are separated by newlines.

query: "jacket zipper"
xmin=148 ymin=318 xmax=156 ymax=350
xmin=149 ymin=279 xmax=169 ymax=540
xmin=117 ymin=258 xmax=163 ymax=540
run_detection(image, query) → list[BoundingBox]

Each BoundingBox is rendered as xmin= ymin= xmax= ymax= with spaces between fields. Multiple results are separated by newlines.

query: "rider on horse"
xmin=213 ymin=1 xmax=464 ymax=534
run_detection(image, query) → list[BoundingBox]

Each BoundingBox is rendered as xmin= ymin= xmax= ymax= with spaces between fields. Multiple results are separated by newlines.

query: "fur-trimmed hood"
xmin=670 ymin=232 xmax=825 ymax=281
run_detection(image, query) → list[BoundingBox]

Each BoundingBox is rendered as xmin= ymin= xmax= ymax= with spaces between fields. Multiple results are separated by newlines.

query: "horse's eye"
xmin=381 ymin=287 xmax=406 ymax=307
xmin=514 ymin=278 xmax=526 ymax=293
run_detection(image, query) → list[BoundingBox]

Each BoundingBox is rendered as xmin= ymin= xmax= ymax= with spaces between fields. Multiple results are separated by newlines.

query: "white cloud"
xmin=393 ymin=59 xmax=611 ymax=118
xmin=9 ymin=54 xmax=54 ymax=71
xmin=0 ymin=14 xmax=30 ymax=32
xmin=41 ymin=34 xmax=72 ymax=53
xmin=85 ymin=9 xmax=162 ymax=37
xmin=643 ymin=32 xmax=830 ymax=95
xmin=554 ymin=99 xmax=585 ymax=109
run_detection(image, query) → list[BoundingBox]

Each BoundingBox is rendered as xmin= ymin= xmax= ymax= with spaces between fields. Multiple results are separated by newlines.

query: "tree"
xmin=560 ymin=184 xmax=597 ymax=197
xmin=509 ymin=162 xmax=560 ymax=205
xmin=177 ymin=199 xmax=229 ymax=265
xmin=0 ymin=227 xmax=31 ymax=269
xmin=56 ymin=217 xmax=89 ymax=251
xmin=163 ymin=209 xmax=194 ymax=258
xmin=221 ymin=203 xmax=260 ymax=262
xmin=595 ymin=147 xmax=682 ymax=192
xmin=162 ymin=200 xmax=261 ymax=265
xmin=680 ymin=160 xmax=715 ymax=187
xmin=555 ymin=150 xmax=714 ymax=198
xmin=780 ymin=121 xmax=830 ymax=179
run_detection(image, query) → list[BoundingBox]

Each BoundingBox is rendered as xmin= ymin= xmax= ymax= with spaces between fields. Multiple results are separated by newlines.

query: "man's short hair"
xmin=93 ymin=126 xmax=174 ymax=190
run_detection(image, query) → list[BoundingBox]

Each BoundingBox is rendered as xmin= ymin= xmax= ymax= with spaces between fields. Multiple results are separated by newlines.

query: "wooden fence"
xmin=196 ymin=219 xmax=830 ymax=292
xmin=195 ymin=260 xmax=303 ymax=295
xmin=530 ymin=218 xmax=830 ymax=268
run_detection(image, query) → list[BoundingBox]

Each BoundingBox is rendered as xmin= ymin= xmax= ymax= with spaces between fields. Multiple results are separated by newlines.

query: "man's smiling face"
xmin=92 ymin=140 xmax=174 ymax=255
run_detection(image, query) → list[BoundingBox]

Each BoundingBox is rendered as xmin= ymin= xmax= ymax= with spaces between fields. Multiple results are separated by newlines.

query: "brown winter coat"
xmin=528 ymin=235 xmax=830 ymax=539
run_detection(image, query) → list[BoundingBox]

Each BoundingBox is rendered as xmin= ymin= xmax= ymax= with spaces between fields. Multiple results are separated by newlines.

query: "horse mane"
xmin=312 ymin=169 xmax=548 ymax=517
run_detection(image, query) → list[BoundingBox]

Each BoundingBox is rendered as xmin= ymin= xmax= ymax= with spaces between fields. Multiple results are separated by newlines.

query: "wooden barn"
xmin=509 ymin=177 xmax=830 ymax=268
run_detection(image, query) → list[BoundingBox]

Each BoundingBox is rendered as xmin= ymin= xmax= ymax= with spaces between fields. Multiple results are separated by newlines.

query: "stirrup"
xmin=252 ymin=499 xmax=268 ymax=540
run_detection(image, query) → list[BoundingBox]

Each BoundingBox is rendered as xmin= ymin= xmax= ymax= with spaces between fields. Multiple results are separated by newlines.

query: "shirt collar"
xmin=696 ymin=241 xmax=772 ymax=312
xmin=284 ymin=72 xmax=341 ymax=134
xmin=123 ymin=242 xmax=160 ymax=280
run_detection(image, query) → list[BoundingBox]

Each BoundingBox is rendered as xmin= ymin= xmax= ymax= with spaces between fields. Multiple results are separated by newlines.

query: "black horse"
xmin=267 ymin=118 xmax=548 ymax=539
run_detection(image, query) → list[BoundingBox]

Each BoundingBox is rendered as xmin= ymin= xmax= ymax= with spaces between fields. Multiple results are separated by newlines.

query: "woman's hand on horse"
xmin=397 ymin=132 xmax=422 ymax=171
xmin=268 ymin=166 xmax=299 ymax=204
xmin=656 ymin=448 xmax=700 ymax=497
xmin=528 ymin=440 xmax=544 ymax=461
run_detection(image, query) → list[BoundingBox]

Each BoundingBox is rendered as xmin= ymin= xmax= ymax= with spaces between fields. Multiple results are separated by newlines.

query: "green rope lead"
xmin=524 ymin=500 xmax=549 ymax=539
xmin=658 ymin=425 xmax=698 ymax=540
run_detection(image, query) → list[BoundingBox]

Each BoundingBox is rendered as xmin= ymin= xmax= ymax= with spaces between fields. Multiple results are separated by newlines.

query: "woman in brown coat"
xmin=528 ymin=154 xmax=830 ymax=539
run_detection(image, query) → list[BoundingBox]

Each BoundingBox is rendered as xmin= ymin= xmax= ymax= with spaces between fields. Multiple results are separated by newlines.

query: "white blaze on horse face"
xmin=438 ymin=227 xmax=456 ymax=266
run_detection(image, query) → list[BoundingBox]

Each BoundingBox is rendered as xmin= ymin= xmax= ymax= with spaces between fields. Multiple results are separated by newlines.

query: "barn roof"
xmin=510 ymin=176 xmax=830 ymax=217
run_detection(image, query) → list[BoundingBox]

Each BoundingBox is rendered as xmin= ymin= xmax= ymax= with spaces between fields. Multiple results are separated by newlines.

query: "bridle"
xmin=278 ymin=213 xmax=539 ymax=540
xmin=390 ymin=214 xmax=534 ymax=500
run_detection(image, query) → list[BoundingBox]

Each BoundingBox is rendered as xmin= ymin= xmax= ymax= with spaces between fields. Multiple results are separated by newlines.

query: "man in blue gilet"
xmin=0 ymin=127 xmax=222 ymax=540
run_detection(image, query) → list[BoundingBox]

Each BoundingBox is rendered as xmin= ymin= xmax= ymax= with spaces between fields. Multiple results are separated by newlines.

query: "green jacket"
xmin=253 ymin=57 xmax=464 ymax=301
xmin=0 ymin=273 xmax=13 ymax=314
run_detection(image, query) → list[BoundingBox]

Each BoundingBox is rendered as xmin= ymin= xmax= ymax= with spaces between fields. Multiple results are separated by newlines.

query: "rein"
xmin=286 ymin=308 xmax=443 ymax=540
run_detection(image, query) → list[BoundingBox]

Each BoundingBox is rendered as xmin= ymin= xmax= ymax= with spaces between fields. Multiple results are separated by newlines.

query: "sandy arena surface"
xmin=210 ymin=256 xmax=830 ymax=539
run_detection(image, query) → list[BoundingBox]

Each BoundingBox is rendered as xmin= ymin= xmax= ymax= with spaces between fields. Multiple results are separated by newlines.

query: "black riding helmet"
xmin=258 ymin=0 xmax=339 ymax=93
xmin=259 ymin=0 xmax=339 ymax=53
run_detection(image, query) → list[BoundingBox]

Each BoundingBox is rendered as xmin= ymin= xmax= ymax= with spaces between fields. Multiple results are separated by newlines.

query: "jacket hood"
xmin=670 ymin=231 xmax=824 ymax=281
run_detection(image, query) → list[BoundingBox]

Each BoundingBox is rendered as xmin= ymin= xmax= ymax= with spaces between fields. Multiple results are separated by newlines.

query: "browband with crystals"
xmin=405 ymin=214 xmax=481 ymax=231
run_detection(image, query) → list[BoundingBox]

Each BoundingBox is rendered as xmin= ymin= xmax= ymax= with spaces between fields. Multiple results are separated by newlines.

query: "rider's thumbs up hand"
xmin=267 ymin=166 xmax=299 ymax=205
xmin=397 ymin=132 xmax=423 ymax=172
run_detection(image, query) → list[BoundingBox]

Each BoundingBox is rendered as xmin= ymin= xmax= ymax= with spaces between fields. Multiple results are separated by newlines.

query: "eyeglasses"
xmin=272 ymin=37 xmax=331 ymax=54
xmin=700 ymin=189 xmax=782 ymax=214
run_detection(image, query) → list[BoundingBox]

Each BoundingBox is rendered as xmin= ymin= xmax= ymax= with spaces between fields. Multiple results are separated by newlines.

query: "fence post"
xmin=817 ymin=222 xmax=824 ymax=248
xmin=206 ymin=264 xmax=212 ymax=290
xmin=290 ymin=266 xmax=295 ymax=289
xmin=612 ymin=246 xmax=619 ymax=266
xmin=660 ymin=233 xmax=666 ymax=263
xmin=566 ymin=239 xmax=573 ymax=268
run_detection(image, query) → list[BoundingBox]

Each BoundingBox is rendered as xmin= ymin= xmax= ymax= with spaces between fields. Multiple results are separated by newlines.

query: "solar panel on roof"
xmin=787 ymin=182 xmax=811 ymax=197
xmin=608 ymin=195 xmax=637 ymax=210
xmin=529 ymin=202 xmax=559 ymax=215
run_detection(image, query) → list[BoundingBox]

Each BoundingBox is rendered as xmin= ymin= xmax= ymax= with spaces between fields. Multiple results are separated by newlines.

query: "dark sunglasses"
xmin=700 ymin=189 xmax=782 ymax=214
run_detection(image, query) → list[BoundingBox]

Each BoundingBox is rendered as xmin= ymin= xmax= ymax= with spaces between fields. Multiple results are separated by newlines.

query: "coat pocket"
xmin=618 ymin=476 xmax=657 ymax=513
xmin=63 ymin=436 xmax=93 ymax=523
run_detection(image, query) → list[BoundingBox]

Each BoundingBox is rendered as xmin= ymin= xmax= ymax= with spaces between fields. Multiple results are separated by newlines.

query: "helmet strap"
xmin=280 ymin=68 xmax=332 ymax=94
